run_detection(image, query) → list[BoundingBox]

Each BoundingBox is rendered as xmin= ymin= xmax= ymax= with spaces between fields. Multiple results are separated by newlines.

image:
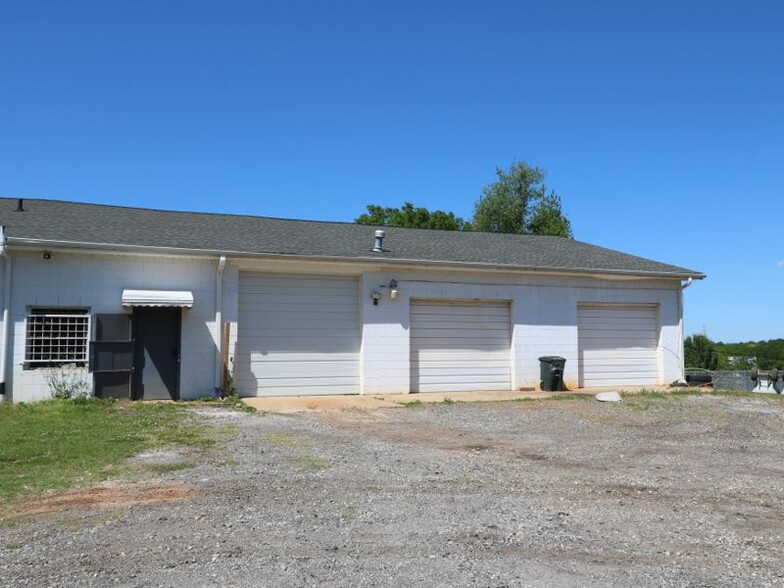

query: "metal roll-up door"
xmin=410 ymin=300 xmax=511 ymax=393
xmin=577 ymin=304 xmax=660 ymax=387
xmin=235 ymin=274 xmax=360 ymax=396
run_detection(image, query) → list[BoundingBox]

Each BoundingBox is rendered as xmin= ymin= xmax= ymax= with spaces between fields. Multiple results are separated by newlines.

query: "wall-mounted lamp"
xmin=370 ymin=290 xmax=382 ymax=305
xmin=42 ymin=251 xmax=52 ymax=260
xmin=379 ymin=279 xmax=399 ymax=300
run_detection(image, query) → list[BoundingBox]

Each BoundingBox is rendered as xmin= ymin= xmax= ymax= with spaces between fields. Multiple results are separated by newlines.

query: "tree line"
xmin=355 ymin=160 xmax=573 ymax=238
xmin=685 ymin=335 xmax=784 ymax=370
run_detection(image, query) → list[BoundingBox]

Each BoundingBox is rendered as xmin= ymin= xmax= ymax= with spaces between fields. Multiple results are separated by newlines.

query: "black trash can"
xmin=539 ymin=356 xmax=566 ymax=392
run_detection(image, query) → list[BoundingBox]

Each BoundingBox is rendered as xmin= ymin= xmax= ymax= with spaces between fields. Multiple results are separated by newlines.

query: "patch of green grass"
xmin=511 ymin=393 xmax=591 ymax=402
xmin=338 ymin=503 xmax=358 ymax=520
xmin=289 ymin=455 xmax=330 ymax=473
xmin=548 ymin=393 xmax=593 ymax=401
xmin=623 ymin=387 xmax=780 ymax=399
xmin=147 ymin=461 xmax=196 ymax=474
xmin=448 ymin=475 xmax=484 ymax=487
xmin=398 ymin=399 xmax=424 ymax=408
xmin=442 ymin=397 xmax=456 ymax=404
xmin=617 ymin=388 xmax=784 ymax=411
xmin=192 ymin=396 xmax=257 ymax=414
xmin=620 ymin=388 xmax=779 ymax=403
xmin=224 ymin=397 xmax=257 ymax=414
xmin=691 ymin=388 xmax=783 ymax=399
xmin=207 ymin=423 xmax=241 ymax=437
xmin=0 ymin=516 xmax=22 ymax=529
xmin=0 ymin=400 xmax=216 ymax=500
xmin=4 ymin=541 xmax=22 ymax=550
xmin=55 ymin=511 xmax=124 ymax=532
xmin=621 ymin=396 xmax=667 ymax=411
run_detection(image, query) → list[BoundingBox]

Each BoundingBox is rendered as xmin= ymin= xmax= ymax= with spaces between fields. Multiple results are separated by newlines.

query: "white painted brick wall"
xmin=359 ymin=270 xmax=683 ymax=394
xmin=4 ymin=250 xmax=685 ymax=401
xmin=7 ymin=250 xmax=222 ymax=402
xmin=360 ymin=273 xmax=411 ymax=394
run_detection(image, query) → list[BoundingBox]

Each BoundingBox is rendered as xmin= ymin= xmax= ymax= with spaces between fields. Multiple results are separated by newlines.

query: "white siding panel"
xmin=578 ymin=304 xmax=659 ymax=387
xmin=235 ymin=274 xmax=360 ymax=396
xmin=410 ymin=300 xmax=511 ymax=393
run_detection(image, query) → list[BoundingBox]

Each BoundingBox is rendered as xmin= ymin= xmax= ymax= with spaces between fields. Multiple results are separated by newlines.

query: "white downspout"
xmin=678 ymin=278 xmax=694 ymax=381
xmin=214 ymin=255 xmax=227 ymax=391
xmin=0 ymin=227 xmax=11 ymax=402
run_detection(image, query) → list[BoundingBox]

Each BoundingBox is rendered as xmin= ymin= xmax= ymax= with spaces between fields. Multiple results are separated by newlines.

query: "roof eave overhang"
xmin=6 ymin=237 xmax=707 ymax=281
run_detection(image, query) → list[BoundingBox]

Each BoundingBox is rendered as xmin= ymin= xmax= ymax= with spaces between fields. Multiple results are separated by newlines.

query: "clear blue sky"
xmin=1 ymin=1 xmax=782 ymax=342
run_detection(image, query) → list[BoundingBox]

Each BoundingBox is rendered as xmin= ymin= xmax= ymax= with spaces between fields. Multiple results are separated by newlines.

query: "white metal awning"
xmin=121 ymin=289 xmax=194 ymax=308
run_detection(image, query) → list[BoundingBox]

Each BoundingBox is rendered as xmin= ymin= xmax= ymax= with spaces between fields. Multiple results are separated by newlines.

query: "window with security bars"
xmin=25 ymin=309 xmax=90 ymax=366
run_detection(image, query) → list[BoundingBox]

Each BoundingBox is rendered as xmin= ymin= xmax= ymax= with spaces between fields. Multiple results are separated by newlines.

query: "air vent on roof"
xmin=372 ymin=229 xmax=385 ymax=253
xmin=15 ymin=199 xmax=24 ymax=212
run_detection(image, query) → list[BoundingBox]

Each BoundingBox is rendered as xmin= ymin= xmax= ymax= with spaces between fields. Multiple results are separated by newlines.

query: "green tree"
xmin=356 ymin=161 xmax=573 ymax=236
xmin=715 ymin=338 xmax=784 ymax=369
xmin=528 ymin=193 xmax=572 ymax=237
xmin=684 ymin=334 xmax=720 ymax=370
xmin=355 ymin=202 xmax=470 ymax=231
xmin=471 ymin=161 xmax=573 ymax=237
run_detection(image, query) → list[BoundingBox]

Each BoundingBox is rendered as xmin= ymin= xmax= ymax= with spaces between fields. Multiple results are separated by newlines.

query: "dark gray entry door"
xmin=132 ymin=307 xmax=181 ymax=400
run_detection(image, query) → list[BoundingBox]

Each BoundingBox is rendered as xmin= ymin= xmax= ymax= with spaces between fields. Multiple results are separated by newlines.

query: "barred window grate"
xmin=25 ymin=309 xmax=90 ymax=365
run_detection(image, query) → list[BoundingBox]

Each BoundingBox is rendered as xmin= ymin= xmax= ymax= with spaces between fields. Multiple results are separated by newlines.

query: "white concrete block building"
xmin=0 ymin=198 xmax=704 ymax=403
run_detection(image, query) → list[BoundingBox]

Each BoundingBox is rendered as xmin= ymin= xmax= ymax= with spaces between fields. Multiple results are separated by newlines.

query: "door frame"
xmin=131 ymin=307 xmax=182 ymax=400
xmin=577 ymin=302 xmax=661 ymax=388
xmin=409 ymin=298 xmax=513 ymax=393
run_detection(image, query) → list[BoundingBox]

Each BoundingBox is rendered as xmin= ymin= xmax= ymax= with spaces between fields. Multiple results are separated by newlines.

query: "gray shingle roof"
xmin=0 ymin=198 xmax=704 ymax=279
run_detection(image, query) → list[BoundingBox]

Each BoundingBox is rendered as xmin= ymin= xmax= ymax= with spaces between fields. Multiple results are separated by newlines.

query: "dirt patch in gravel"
xmin=2 ymin=483 xmax=200 ymax=518
xmin=2 ymin=395 xmax=784 ymax=588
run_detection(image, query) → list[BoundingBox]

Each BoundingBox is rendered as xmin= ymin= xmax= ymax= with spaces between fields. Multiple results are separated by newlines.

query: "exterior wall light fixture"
xmin=371 ymin=291 xmax=382 ymax=305
xmin=379 ymin=279 xmax=399 ymax=300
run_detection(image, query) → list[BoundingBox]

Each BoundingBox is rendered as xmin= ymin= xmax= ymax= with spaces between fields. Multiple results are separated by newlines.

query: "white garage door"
xmin=235 ymin=274 xmax=360 ymax=397
xmin=410 ymin=300 xmax=511 ymax=393
xmin=578 ymin=304 xmax=660 ymax=387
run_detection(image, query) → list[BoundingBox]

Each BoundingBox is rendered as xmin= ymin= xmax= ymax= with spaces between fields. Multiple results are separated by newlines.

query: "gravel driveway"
xmin=2 ymin=394 xmax=784 ymax=587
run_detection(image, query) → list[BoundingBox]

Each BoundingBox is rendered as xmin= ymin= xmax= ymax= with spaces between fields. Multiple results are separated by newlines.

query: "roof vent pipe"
xmin=372 ymin=229 xmax=385 ymax=253
xmin=15 ymin=199 xmax=24 ymax=212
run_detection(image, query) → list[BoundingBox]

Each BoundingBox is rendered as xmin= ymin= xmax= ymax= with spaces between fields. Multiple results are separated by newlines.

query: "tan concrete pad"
xmin=241 ymin=389 xmax=597 ymax=414
xmin=240 ymin=385 xmax=675 ymax=413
